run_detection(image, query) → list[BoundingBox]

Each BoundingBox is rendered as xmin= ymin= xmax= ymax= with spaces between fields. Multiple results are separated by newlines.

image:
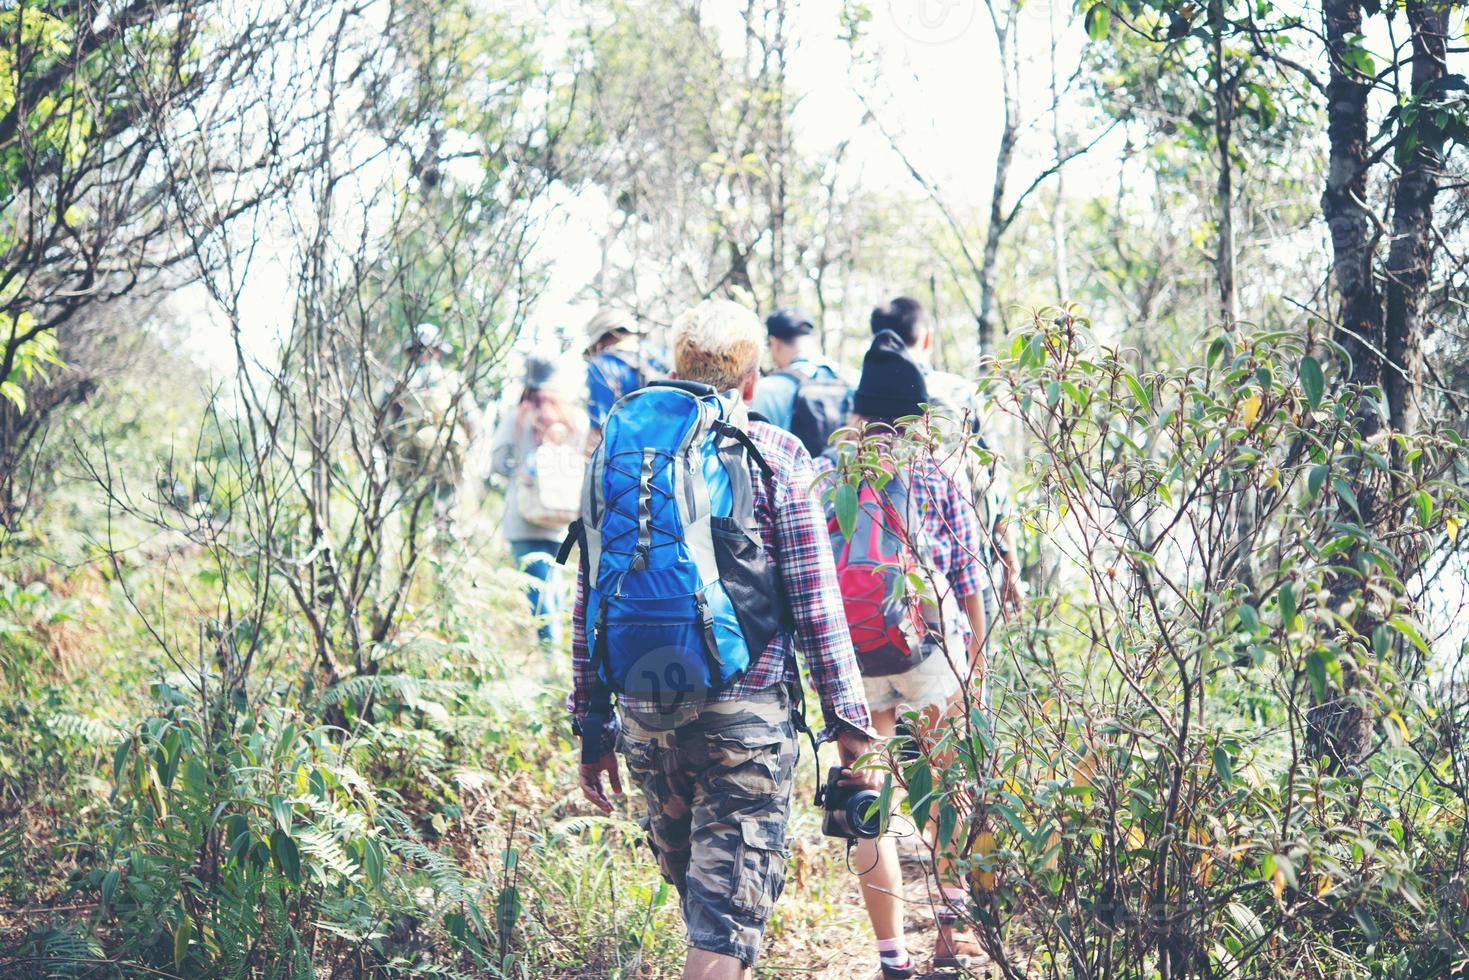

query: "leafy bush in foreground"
xmin=842 ymin=312 xmax=1468 ymax=978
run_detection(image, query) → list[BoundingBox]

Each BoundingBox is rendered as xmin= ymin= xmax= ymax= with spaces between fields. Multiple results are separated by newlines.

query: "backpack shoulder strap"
xmin=715 ymin=420 xmax=774 ymax=482
xmin=555 ymin=518 xmax=582 ymax=565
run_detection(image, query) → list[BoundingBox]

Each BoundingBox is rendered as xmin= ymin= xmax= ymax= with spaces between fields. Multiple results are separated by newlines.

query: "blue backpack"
xmin=559 ymin=381 xmax=788 ymax=709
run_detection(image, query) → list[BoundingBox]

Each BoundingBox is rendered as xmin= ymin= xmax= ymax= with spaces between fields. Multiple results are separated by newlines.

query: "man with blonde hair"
xmin=568 ymin=299 xmax=877 ymax=979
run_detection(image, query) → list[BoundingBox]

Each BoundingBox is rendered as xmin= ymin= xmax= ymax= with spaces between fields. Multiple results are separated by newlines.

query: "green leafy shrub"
xmin=81 ymin=683 xmax=450 ymax=975
xmin=837 ymin=310 xmax=1469 ymax=977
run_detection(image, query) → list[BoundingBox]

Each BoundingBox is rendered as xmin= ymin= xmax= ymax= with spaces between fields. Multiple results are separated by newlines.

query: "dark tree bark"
xmin=1311 ymin=0 xmax=1450 ymax=770
xmin=1321 ymin=0 xmax=1387 ymax=397
xmin=1209 ymin=0 xmax=1239 ymax=329
xmin=978 ymin=9 xmax=1019 ymax=356
xmin=1382 ymin=0 xmax=1451 ymax=440
xmin=1313 ymin=0 xmax=1381 ymax=770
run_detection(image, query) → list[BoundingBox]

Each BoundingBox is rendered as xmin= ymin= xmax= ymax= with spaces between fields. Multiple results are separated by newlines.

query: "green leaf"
xmin=1306 ymin=651 xmax=1327 ymax=701
xmin=270 ymin=794 xmax=292 ymax=833
xmin=173 ymin=910 xmax=193 ymax=969
xmin=1387 ymin=615 xmax=1430 ymax=657
xmin=1353 ymin=905 xmax=1381 ymax=942
xmin=225 ymin=814 xmax=250 ymax=862
xmin=1275 ymin=852 xmax=1298 ymax=889
xmin=937 ymin=802 xmax=958 ymax=849
xmin=1278 ymin=582 xmax=1297 ymax=625
xmin=1228 ymin=901 xmax=1266 ymax=942
xmin=1124 ymin=373 xmax=1152 ymax=413
xmin=497 ymin=884 xmax=522 ymax=937
xmin=229 ymin=828 xmax=253 ymax=866
xmin=271 ymin=829 xmax=301 ymax=885
xmin=1299 ymin=356 xmax=1324 ymax=409
xmin=907 ymin=760 xmax=934 ymax=833
xmin=0 ymin=380 xmax=26 ymax=413
xmin=1307 ymin=464 xmax=1329 ymax=499
xmin=1085 ymin=3 xmax=1111 ymax=39
xmin=100 ymin=868 xmax=119 ymax=911
xmin=111 ymin=739 xmax=131 ymax=790
xmin=1212 ymin=746 xmax=1233 ymax=785
xmin=362 ymin=838 xmax=384 ymax=888
xmin=1414 ymin=489 xmax=1433 ymax=528
xmin=1237 ymin=604 xmax=1260 ymax=634
xmin=835 ymin=483 xmax=858 ymax=540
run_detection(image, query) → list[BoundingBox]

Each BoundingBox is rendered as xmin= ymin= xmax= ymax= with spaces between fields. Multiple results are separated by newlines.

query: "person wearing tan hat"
xmin=582 ymin=308 xmax=666 ymax=452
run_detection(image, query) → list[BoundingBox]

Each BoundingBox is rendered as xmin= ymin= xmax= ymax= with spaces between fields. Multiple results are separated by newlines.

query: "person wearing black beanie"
xmin=852 ymin=329 xmax=929 ymax=423
xmin=818 ymin=324 xmax=989 ymax=976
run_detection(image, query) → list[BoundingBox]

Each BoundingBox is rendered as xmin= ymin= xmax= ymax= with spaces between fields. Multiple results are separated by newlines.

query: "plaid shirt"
xmin=812 ymin=449 xmax=986 ymax=641
xmin=571 ymin=420 xmax=874 ymax=741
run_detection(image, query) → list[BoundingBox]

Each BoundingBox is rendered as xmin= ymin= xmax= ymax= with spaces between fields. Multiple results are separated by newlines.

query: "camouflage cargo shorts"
xmin=617 ymin=686 xmax=798 ymax=967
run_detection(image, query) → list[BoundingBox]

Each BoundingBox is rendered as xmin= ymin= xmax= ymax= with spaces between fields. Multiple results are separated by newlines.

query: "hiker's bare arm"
xmin=964 ymin=591 xmax=986 ymax=678
xmin=995 ymin=516 xmax=1021 ymax=616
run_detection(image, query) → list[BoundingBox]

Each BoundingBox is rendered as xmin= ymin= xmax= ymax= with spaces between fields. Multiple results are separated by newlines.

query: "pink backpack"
xmin=825 ymin=474 xmax=941 ymax=676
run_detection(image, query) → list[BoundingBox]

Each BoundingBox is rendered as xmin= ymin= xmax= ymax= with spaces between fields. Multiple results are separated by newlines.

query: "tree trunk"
xmin=978 ymin=13 xmax=1018 ymax=355
xmin=1320 ymin=0 xmax=1384 ymax=403
xmin=1210 ymin=0 xmax=1239 ymax=329
xmin=1382 ymin=0 xmax=1449 ymax=441
xmin=1311 ymin=0 xmax=1383 ymax=769
xmin=768 ymin=0 xmax=788 ymax=307
xmin=1048 ymin=0 xmax=1069 ymax=303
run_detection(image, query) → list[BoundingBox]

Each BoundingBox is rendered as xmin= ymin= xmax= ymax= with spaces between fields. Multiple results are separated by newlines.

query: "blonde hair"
xmin=671 ymin=300 xmax=763 ymax=392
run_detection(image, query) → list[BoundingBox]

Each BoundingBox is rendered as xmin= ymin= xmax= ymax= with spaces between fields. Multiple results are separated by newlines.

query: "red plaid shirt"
xmin=571 ymin=421 xmax=874 ymax=740
xmin=812 ymin=450 xmax=986 ymax=642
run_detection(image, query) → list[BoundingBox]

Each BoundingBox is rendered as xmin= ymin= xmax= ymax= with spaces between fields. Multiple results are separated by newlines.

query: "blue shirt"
xmin=751 ymin=357 xmax=839 ymax=431
xmin=586 ymin=347 xmax=666 ymax=431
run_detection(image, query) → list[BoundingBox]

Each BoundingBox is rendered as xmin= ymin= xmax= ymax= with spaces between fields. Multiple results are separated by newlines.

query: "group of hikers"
xmin=486 ymin=297 xmax=1018 ymax=979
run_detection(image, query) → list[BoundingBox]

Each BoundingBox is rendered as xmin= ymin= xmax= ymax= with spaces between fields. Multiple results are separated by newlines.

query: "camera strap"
xmin=782 ymin=651 xmax=825 ymax=808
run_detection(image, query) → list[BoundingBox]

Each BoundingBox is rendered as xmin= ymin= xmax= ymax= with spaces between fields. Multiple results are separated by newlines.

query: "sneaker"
xmin=880 ymin=956 xmax=917 ymax=979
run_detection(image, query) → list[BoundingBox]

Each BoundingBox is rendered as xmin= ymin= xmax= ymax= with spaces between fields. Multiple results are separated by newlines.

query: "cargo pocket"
xmin=706 ymin=728 xmax=785 ymax=798
xmin=620 ymin=735 xmax=659 ymax=780
xmin=730 ymin=816 xmax=787 ymax=919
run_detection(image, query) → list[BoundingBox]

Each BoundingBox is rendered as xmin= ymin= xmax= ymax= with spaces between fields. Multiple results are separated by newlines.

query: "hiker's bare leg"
xmin=683 ymin=947 xmax=748 ymax=979
xmin=855 ymin=707 xmax=907 ymax=947
xmin=921 ymin=695 xmax=984 ymax=963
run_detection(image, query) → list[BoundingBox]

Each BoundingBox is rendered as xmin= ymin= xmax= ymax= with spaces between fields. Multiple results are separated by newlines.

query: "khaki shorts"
xmin=618 ymin=688 xmax=797 ymax=967
xmin=862 ymin=645 xmax=967 ymax=713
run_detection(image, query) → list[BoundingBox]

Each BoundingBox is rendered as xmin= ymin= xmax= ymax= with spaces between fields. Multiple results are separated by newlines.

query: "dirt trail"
xmin=502 ymin=652 xmax=996 ymax=979
xmin=760 ymin=849 xmax=994 ymax=980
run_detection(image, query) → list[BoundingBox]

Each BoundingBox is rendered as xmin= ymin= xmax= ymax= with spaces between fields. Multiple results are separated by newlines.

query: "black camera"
xmin=819 ymin=766 xmax=883 ymax=840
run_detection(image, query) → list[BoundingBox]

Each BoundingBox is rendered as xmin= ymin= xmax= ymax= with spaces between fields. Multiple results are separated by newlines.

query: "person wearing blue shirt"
xmin=582 ymin=308 xmax=666 ymax=452
xmin=750 ymin=308 xmax=841 ymax=430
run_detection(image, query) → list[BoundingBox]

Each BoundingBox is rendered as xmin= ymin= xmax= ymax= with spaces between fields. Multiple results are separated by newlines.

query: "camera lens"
xmin=845 ymin=789 xmax=883 ymax=839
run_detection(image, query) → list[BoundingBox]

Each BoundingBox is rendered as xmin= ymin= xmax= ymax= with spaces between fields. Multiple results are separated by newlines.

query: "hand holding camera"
xmin=821 ymin=725 xmax=885 ymax=841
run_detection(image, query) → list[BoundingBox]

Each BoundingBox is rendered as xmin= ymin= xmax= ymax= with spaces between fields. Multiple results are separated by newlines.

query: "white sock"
xmin=877 ymin=937 xmax=910 ymax=966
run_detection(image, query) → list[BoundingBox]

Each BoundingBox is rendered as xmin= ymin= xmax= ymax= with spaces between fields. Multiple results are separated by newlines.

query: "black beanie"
xmin=853 ymin=329 xmax=928 ymax=422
